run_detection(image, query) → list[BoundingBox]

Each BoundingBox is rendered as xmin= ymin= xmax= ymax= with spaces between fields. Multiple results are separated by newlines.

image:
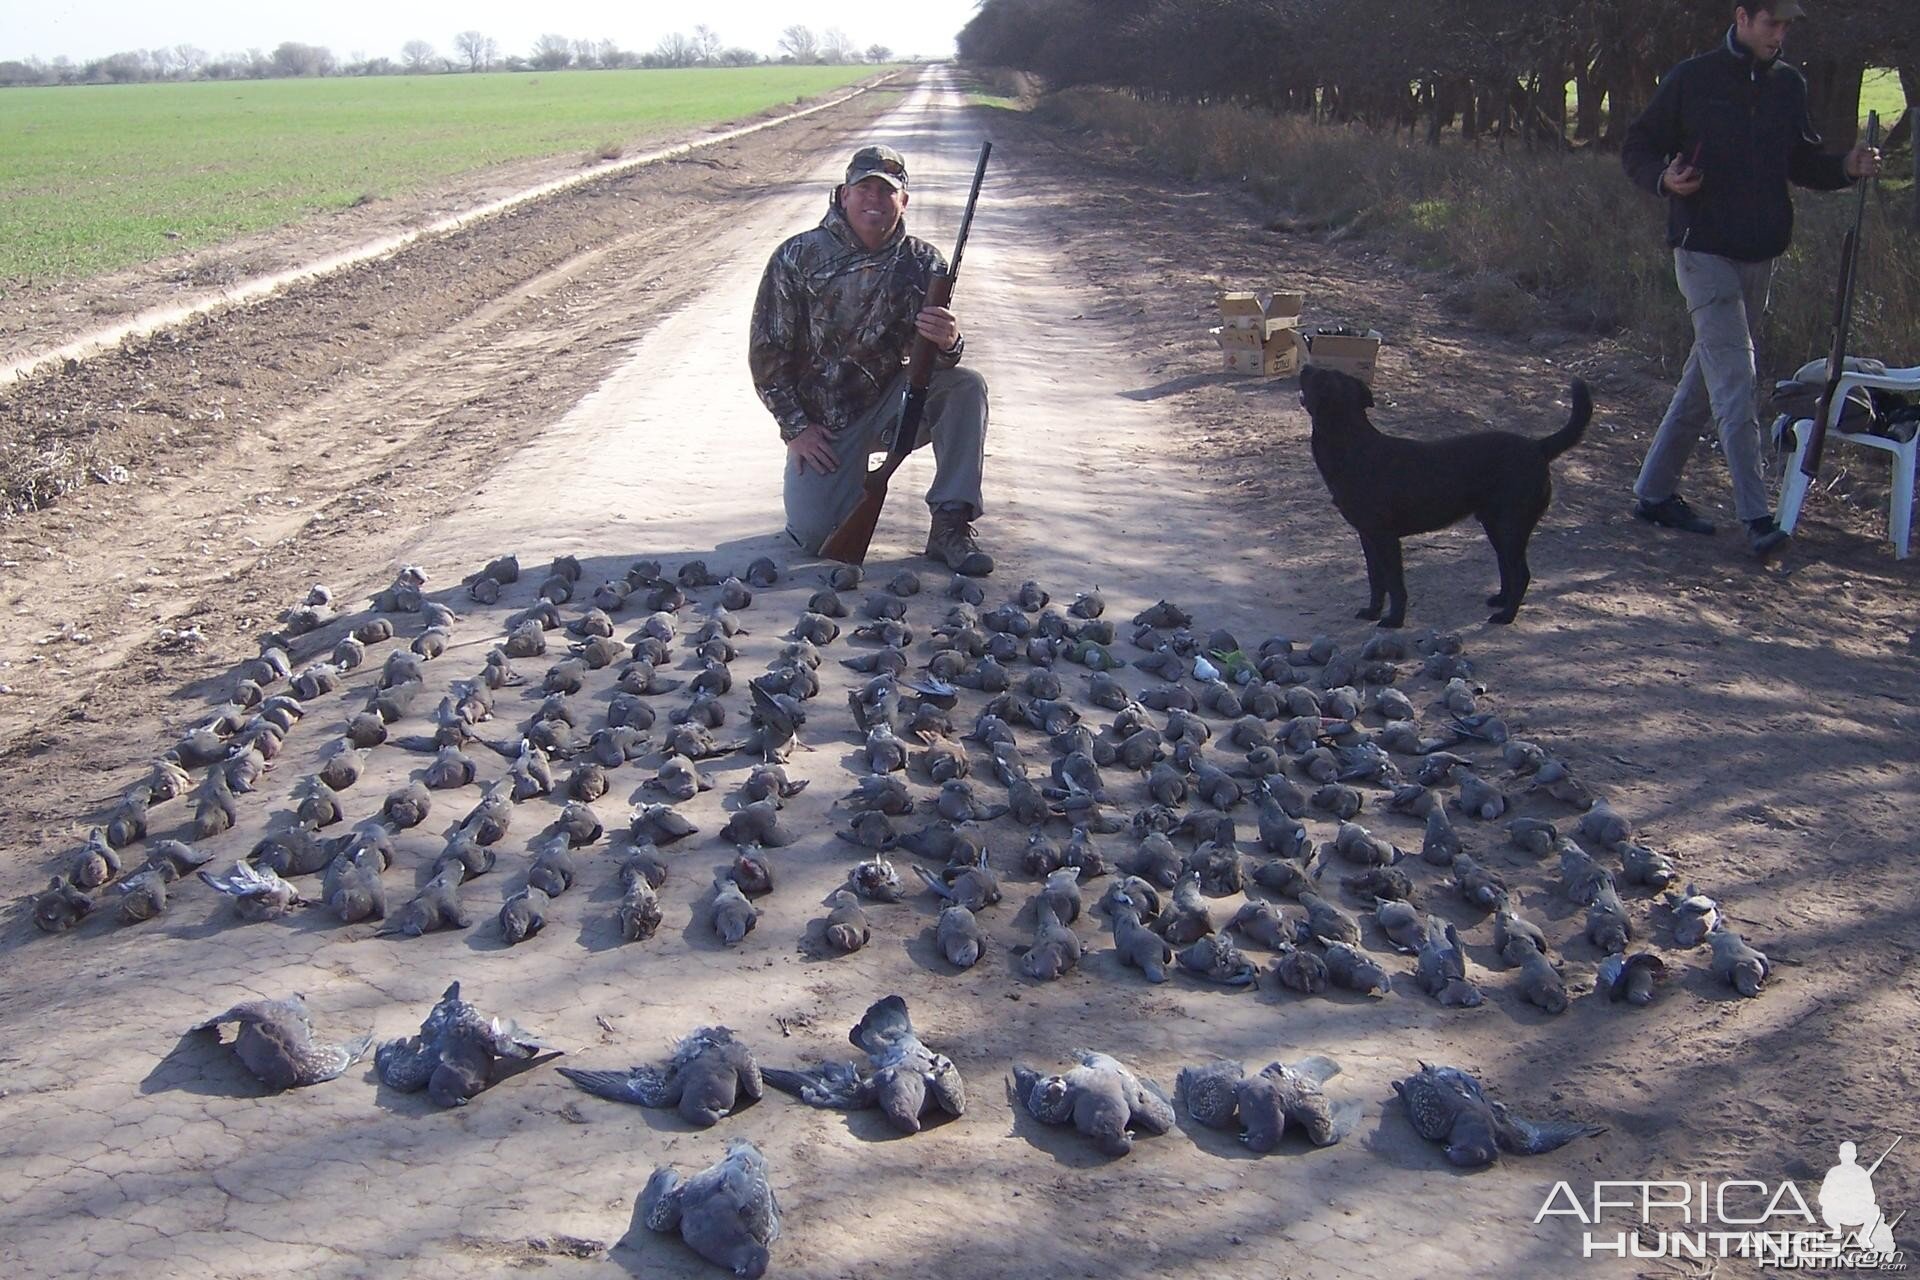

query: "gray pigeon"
xmin=198 ymin=862 xmax=307 ymax=921
xmin=1394 ymin=1063 xmax=1604 ymax=1168
xmin=1010 ymin=1050 xmax=1175 ymax=1157
xmin=1708 ymin=923 xmax=1771 ymax=997
xmin=193 ymin=995 xmax=373 ymax=1090
xmin=1415 ymin=916 xmax=1484 ymax=1007
xmin=559 ymin=1026 xmax=762 ymax=1126
xmin=1177 ymin=1056 xmax=1359 ymax=1150
xmin=376 ymin=981 xmax=558 ymax=1107
xmin=641 ymin=1139 xmax=781 ymax=1279
xmin=762 ymin=996 xmax=965 ymax=1134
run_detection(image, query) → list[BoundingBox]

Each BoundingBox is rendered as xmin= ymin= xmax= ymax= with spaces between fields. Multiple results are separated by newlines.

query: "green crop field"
xmin=0 ymin=65 xmax=891 ymax=285
xmin=1860 ymin=67 xmax=1907 ymax=129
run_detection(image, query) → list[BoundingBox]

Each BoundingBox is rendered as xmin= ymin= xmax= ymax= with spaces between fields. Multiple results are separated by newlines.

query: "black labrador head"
xmin=1298 ymin=363 xmax=1375 ymax=430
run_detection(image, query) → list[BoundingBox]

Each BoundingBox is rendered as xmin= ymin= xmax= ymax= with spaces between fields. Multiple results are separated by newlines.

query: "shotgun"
xmin=1803 ymin=111 xmax=1879 ymax=480
xmin=818 ymin=140 xmax=992 ymax=565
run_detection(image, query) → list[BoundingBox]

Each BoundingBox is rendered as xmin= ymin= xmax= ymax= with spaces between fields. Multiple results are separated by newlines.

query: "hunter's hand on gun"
xmin=1661 ymin=155 xmax=1704 ymax=197
xmin=916 ymin=305 xmax=961 ymax=352
xmin=1846 ymin=144 xmax=1882 ymax=181
xmin=788 ymin=424 xmax=839 ymax=475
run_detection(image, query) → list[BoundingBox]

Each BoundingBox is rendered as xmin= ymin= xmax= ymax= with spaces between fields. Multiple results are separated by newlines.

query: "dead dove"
xmin=1586 ymin=880 xmax=1631 ymax=954
xmin=322 ymin=840 xmax=388 ymax=923
xmin=1019 ymin=899 xmax=1082 ymax=980
xmin=192 ymin=995 xmax=373 ymax=1090
xmin=1557 ymin=840 xmax=1613 ymax=905
xmin=711 ymin=878 xmax=759 ymax=945
xmin=1600 ymin=952 xmax=1667 ymax=1006
xmin=1492 ymin=897 xmax=1550 ymax=962
xmin=1514 ymin=947 xmax=1569 ymax=1013
xmin=383 ymin=867 xmax=471 ymax=936
xmin=376 ymin=981 xmax=558 ymax=1107
xmin=1414 ymin=916 xmax=1484 ymax=1006
xmin=1451 ymin=853 xmax=1508 ymax=911
xmin=1107 ymin=890 xmax=1173 ymax=981
xmin=68 ymin=828 xmax=123 ymax=890
xmin=1450 ymin=772 xmax=1508 ymax=820
xmin=1376 ymin=899 xmax=1428 ymax=954
xmin=1178 ymin=1056 xmax=1358 ymax=1150
xmin=199 ymin=862 xmax=306 ymax=921
xmin=1323 ymin=943 xmax=1392 ymax=997
xmin=818 ymin=891 xmax=870 ymax=953
xmin=1665 ymin=884 xmax=1720 ymax=947
xmin=1619 ymin=841 xmax=1679 ymax=890
xmin=1176 ymin=932 xmax=1259 ymax=987
xmin=1011 ymin=1050 xmax=1175 ymax=1157
xmin=763 ymin=996 xmax=965 ymax=1134
xmin=1575 ymin=798 xmax=1632 ymax=849
xmin=912 ymin=856 xmax=1001 ymax=913
xmin=935 ymin=904 xmax=984 ymax=968
xmin=1708 ymin=923 xmax=1770 ymax=997
xmin=618 ymin=872 xmax=664 ymax=943
xmin=1394 ymin=1063 xmax=1604 ymax=1168
xmin=562 ymin=1026 xmax=761 ymax=1126
xmin=32 ymin=875 xmax=96 ymax=932
xmin=847 ymin=854 xmax=903 ymax=900
xmin=1506 ymin=817 xmax=1558 ymax=857
xmin=1268 ymin=943 xmax=1329 ymax=995
xmin=499 ymin=886 xmax=550 ymax=944
xmin=640 ymin=1138 xmax=781 ymax=1279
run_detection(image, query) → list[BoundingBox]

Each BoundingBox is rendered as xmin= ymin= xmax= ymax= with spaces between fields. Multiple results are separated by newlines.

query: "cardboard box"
xmin=1210 ymin=324 xmax=1264 ymax=352
xmin=1217 ymin=327 xmax=1301 ymax=377
xmin=1305 ymin=328 xmax=1383 ymax=384
xmin=1216 ymin=289 xmax=1304 ymax=340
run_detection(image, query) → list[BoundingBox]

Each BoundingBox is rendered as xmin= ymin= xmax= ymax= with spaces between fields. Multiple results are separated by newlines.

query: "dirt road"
xmin=1 ymin=68 xmax=1916 ymax=1279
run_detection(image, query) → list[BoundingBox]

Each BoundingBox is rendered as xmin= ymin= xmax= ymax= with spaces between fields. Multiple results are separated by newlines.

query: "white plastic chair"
xmin=1774 ymin=363 xmax=1920 ymax=558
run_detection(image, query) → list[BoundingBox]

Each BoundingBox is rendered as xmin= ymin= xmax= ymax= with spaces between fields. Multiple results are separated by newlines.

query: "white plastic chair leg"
xmin=1892 ymin=440 xmax=1915 ymax=559
xmin=1775 ymin=417 xmax=1813 ymax=534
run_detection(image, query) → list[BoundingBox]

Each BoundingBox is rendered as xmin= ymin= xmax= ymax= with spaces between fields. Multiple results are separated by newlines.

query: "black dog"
xmin=1299 ymin=364 xmax=1591 ymax=627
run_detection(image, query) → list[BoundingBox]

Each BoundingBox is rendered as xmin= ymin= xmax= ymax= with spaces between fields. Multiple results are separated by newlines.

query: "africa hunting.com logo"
xmin=1536 ymin=1137 xmax=1907 ymax=1269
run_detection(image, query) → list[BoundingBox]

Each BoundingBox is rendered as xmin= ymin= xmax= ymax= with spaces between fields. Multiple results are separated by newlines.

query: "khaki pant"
xmin=783 ymin=365 xmax=989 ymax=554
xmin=1635 ymin=249 xmax=1775 ymax=521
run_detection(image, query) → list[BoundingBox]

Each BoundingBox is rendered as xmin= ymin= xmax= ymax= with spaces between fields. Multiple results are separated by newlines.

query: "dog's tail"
xmin=1538 ymin=379 xmax=1592 ymax=461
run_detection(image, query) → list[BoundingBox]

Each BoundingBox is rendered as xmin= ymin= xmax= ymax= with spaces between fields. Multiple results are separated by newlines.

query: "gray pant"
xmin=784 ymin=365 xmax=989 ymax=554
xmin=1634 ymin=248 xmax=1775 ymax=521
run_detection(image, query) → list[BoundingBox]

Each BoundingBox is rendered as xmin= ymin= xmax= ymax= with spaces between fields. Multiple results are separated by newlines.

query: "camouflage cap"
xmin=845 ymin=144 xmax=908 ymax=190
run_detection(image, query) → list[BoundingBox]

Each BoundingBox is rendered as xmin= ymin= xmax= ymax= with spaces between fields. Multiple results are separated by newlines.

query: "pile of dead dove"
xmin=28 ymin=548 xmax=1783 ymax=1273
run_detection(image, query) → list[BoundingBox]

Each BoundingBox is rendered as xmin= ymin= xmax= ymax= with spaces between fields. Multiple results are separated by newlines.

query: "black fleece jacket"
xmin=1622 ymin=27 xmax=1854 ymax=262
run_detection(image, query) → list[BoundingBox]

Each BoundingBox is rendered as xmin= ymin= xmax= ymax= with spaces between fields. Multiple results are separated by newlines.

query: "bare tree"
xmin=821 ymin=28 xmax=856 ymax=64
xmin=453 ymin=31 xmax=495 ymax=72
xmin=779 ymin=24 xmax=820 ymax=63
xmin=649 ymin=32 xmax=697 ymax=67
xmin=401 ymin=40 xmax=437 ymax=71
xmin=866 ymin=44 xmax=893 ymax=64
xmin=595 ymin=39 xmax=627 ymax=68
xmin=271 ymin=42 xmax=334 ymax=77
xmin=531 ymin=34 xmax=573 ymax=70
xmin=693 ymin=24 xmax=722 ymax=65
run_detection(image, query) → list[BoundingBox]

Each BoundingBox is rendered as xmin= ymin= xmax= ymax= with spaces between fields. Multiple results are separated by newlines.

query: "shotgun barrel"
xmin=1803 ymin=112 xmax=1880 ymax=480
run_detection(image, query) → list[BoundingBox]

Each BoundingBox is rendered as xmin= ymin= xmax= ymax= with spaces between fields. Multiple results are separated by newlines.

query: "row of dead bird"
xmin=31 ymin=555 xmax=1772 ymax=1016
xmin=194 ymin=983 xmax=1604 ymax=1277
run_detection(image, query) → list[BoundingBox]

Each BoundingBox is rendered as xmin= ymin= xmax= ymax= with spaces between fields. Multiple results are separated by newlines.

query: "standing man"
xmin=751 ymin=144 xmax=993 ymax=576
xmin=1623 ymin=0 xmax=1881 ymax=558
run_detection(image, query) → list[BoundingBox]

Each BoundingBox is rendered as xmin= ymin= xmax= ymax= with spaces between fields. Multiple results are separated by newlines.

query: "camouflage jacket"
xmin=750 ymin=196 xmax=963 ymax=441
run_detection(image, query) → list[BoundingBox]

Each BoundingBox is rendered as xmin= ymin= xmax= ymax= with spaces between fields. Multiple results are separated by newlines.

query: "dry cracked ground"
xmin=0 ymin=67 xmax=1916 ymax=1280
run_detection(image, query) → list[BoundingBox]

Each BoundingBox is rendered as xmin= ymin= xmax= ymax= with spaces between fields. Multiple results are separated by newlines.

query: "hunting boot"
xmin=926 ymin=502 xmax=994 ymax=576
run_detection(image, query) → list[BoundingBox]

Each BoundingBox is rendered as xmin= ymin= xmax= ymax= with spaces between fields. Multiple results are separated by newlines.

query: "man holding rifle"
xmin=750 ymin=145 xmax=994 ymax=576
xmin=1622 ymin=0 xmax=1881 ymax=558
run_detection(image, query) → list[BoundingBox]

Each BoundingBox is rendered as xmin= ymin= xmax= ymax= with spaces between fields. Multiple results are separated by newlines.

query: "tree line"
xmin=958 ymin=0 xmax=1916 ymax=152
xmin=0 ymin=25 xmax=898 ymax=87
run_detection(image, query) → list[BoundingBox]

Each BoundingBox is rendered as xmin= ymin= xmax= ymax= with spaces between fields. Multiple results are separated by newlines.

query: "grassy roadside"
xmin=0 ymin=65 xmax=895 ymax=284
xmin=1007 ymin=84 xmax=1916 ymax=383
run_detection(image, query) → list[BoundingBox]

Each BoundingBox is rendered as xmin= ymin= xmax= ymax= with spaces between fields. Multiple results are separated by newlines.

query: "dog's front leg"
xmin=1355 ymin=532 xmax=1387 ymax=621
xmin=1374 ymin=536 xmax=1409 ymax=628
